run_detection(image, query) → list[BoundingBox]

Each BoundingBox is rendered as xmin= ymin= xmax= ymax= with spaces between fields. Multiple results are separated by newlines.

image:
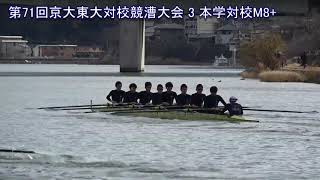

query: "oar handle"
xmin=0 ymin=149 xmax=35 ymax=154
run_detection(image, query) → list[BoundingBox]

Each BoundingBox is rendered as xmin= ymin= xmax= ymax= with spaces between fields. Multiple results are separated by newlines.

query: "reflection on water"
xmin=0 ymin=65 xmax=319 ymax=179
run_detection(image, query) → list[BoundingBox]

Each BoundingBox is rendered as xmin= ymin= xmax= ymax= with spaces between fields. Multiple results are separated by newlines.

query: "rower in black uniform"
xmin=204 ymin=86 xmax=227 ymax=108
xmin=191 ymin=84 xmax=206 ymax=107
xmin=223 ymin=96 xmax=243 ymax=116
xmin=138 ymin=82 xmax=152 ymax=105
xmin=152 ymin=84 xmax=164 ymax=105
xmin=162 ymin=82 xmax=177 ymax=105
xmin=123 ymin=83 xmax=139 ymax=104
xmin=106 ymin=81 xmax=125 ymax=103
xmin=176 ymin=84 xmax=191 ymax=106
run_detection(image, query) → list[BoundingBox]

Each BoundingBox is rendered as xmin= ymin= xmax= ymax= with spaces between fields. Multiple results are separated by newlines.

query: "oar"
xmin=0 ymin=149 xmax=35 ymax=154
xmin=43 ymin=104 xmax=190 ymax=111
xmin=37 ymin=102 xmax=153 ymax=110
xmin=243 ymin=108 xmax=318 ymax=114
xmin=38 ymin=103 xmax=112 ymax=109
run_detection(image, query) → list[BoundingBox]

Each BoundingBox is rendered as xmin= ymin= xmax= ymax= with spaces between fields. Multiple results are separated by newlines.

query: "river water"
xmin=0 ymin=65 xmax=319 ymax=179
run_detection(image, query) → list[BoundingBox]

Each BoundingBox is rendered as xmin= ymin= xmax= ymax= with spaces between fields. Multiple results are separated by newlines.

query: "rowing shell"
xmin=112 ymin=111 xmax=259 ymax=123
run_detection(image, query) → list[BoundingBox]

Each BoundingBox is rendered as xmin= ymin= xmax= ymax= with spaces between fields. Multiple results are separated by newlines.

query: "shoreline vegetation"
xmin=238 ymin=32 xmax=319 ymax=84
xmin=241 ymin=64 xmax=320 ymax=84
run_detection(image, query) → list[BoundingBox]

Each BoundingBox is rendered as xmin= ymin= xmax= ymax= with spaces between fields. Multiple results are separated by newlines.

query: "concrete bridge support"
xmin=119 ymin=20 xmax=145 ymax=72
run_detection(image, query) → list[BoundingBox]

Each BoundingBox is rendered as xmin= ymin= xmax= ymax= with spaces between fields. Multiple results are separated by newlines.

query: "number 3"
xmin=188 ymin=8 xmax=194 ymax=18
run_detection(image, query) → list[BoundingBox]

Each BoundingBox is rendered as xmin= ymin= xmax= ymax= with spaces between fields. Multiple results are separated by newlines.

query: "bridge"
xmin=1 ymin=0 xmax=311 ymax=72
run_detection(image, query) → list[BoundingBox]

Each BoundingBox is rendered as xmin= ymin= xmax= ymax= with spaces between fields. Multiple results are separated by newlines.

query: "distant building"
xmin=145 ymin=26 xmax=156 ymax=40
xmin=0 ymin=36 xmax=31 ymax=58
xmin=213 ymin=54 xmax=229 ymax=66
xmin=145 ymin=21 xmax=155 ymax=39
xmin=33 ymin=44 xmax=77 ymax=58
xmin=215 ymin=24 xmax=239 ymax=45
xmin=153 ymin=23 xmax=185 ymax=41
xmin=33 ymin=44 xmax=104 ymax=59
xmin=73 ymin=46 xmax=104 ymax=58
xmin=185 ymin=17 xmax=219 ymax=41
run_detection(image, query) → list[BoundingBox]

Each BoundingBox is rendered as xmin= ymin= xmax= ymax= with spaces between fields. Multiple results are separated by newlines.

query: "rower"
xmin=176 ymin=84 xmax=191 ymax=106
xmin=162 ymin=82 xmax=177 ymax=105
xmin=106 ymin=81 xmax=125 ymax=103
xmin=138 ymin=82 xmax=152 ymax=105
xmin=203 ymin=86 xmax=227 ymax=109
xmin=223 ymin=96 xmax=243 ymax=116
xmin=123 ymin=83 xmax=139 ymax=104
xmin=152 ymin=84 xmax=164 ymax=105
xmin=191 ymin=84 xmax=206 ymax=107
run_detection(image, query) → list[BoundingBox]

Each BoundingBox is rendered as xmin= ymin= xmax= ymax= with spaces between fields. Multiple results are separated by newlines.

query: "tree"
xmin=239 ymin=33 xmax=287 ymax=71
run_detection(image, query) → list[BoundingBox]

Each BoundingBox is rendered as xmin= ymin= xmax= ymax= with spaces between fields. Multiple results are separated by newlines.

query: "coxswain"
xmin=176 ymin=84 xmax=191 ymax=106
xmin=152 ymin=84 xmax=164 ymax=105
xmin=203 ymin=86 xmax=227 ymax=109
xmin=106 ymin=81 xmax=125 ymax=103
xmin=162 ymin=82 xmax=177 ymax=105
xmin=138 ymin=82 xmax=153 ymax=105
xmin=191 ymin=84 xmax=206 ymax=107
xmin=123 ymin=83 xmax=139 ymax=104
xmin=223 ymin=96 xmax=243 ymax=116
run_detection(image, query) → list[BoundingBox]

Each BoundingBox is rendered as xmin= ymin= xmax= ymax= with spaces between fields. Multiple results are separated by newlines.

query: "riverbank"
xmin=0 ymin=57 xmax=212 ymax=66
xmin=241 ymin=64 xmax=320 ymax=84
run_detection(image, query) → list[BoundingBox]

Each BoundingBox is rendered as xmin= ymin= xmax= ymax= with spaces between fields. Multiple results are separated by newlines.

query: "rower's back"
xmin=124 ymin=91 xmax=139 ymax=103
xmin=176 ymin=84 xmax=191 ymax=106
xmin=204 ymin=94 xmax=226 ymax=108
xmin=106 ymin=81 xmax=125 ymax=103
xmin=191 ymin=84 xmax=206 ymax=107
xmin=152 ymin=84 xmax=164 ymax=105
xmin=163 ymin=91 xmax=177 ymax=105
xmin=107 ymin=90 xmax=125 ymax=103
xmin=176 ymin=94 xmax=191 ymax=106
xmin=191 ymin=93 xmax=206 ymax=107
xmin=162 ymin=82 xmax=177 ymax=105
xmin=138 ymin=82 xmax=153 ymax=105
xmin=226 ymin=103 xmax=243 ymax=116
xmin=138 ymin=91 xmax=152 ymax=105
xmin=123 ymin=83 xmax=139 ymax=104
xmin=203 ymin=86 xmax=226 ymax=108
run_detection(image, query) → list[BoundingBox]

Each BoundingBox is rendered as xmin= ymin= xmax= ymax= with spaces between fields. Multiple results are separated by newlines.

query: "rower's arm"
xmin=240 ymin=105 xmax=244 ymax=115
xmin=106 ymin=91 xmax=112 ymax=102
xmin=219 ymin=96 xmax=227 ymax=106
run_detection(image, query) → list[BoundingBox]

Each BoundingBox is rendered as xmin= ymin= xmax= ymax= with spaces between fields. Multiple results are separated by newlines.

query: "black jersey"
xmin=162 ymin=91 xmax=177 ymax=105
xmin=106 ymin=90 xmax=125 ymax=103
xmin=203 ymin=94 xmax=227 ymax=108
xmin=176 ymin=94 xmax=191 ymax=106
xmin=191 ymin=93 xmax=206 ymax=107
xmin=123 ymin=91 xmax=139 ymax=103
xmin=152 ymin=93 xmax=163 ymax=105
xmin=138 ymin=91 xmax=152 ymax=105
xmin=224 ymin=103 xmax=243 ymax=116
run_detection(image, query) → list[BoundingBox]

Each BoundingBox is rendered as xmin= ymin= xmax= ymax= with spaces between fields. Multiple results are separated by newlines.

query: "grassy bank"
xmin=241 ymin=64 xmax=320 ymax=84
xmin=259 ymin=71 xmax=306 ymax=82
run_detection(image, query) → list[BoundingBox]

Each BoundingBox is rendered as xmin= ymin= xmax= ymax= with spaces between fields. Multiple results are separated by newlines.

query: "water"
xmin=0 ymin=65 xmax=319 ymax=179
